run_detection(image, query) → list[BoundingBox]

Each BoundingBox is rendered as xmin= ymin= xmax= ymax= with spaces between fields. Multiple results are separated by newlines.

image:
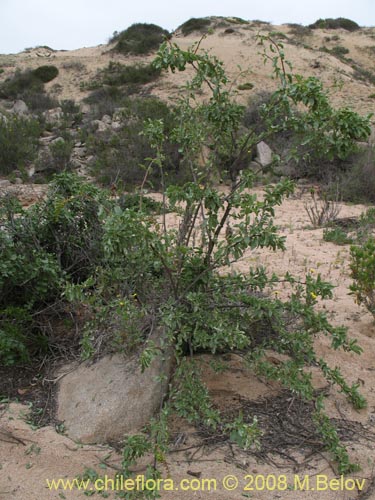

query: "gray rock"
xmin=255 ymin=141 xmax=273 ymax=167
xmin=80 ymin=103 xmax=91 ymax=114
xmin=56 ymin=333 xmax=174 ymax=444
xmin=72 ymin=146 xmax=86 ymax=158
xmin=35 ymin=147 xmax=53 ymax=172
xmin=92 ymin=120 xmax=109 ymax=132
xmin=0 ymin=179 xmax=11 ymax=188
xmin=11 ymin=100 xmax=28 ymax=115
xmin=43 ymin=107 xmax=63 ymax=123
xmin=101 ymin=114 xmax=112 ymax=125
xmin=13 ymin=177 xmax=23 ymax=185
xmin=70 ymin=158 xmax=84 ymax=169
xmin=111 ymin=121 xmax=122 ymax=131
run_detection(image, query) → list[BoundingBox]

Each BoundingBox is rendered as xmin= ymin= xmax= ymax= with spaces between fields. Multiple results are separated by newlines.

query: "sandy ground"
xmin=1 ymin=187 xmax=375 ymax=499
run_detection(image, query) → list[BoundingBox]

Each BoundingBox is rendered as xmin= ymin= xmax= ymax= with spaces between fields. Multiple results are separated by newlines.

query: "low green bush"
xmin=350 ymin=238 xmax=375 ymax=319
xmin=237 ymin=82 xmax=254 ymax=91
xmin=225 ymin=17 xmax=249 ymax=25
xmin=333 ymin=145 xmax=375 ymax=203
xmin=0 ymin=68 xmax=58 ymax=112
xmin=87 ymin=96 xmax=182 ymax=188
xmin=33 ymin=133 xmax=75 ymax=181
xmin=0 ymin=114 xmax=41 ymax=175
xmin=178 ymin=18 xmax=212 ymax=36
xmin=323 ymin=227 xmax=353 ymax=245
xmin=111 ymin=23 xmax=170 ymax=55
xmin=0 ymin=69 xmax=43 ymax=99
xmin=118 ymin=193 xmax=163 ymax=213
xmin=330 ymin=45 xmax=349 ymax=56
xmin=309 ymin=18 xmax=360 ymax=31
xmin=287 ymin=24 xmax=313 ymax=38
xmin=32 ymin=65 xmax=59 ymax=83
xmin=101 ymin=61 xmax=161 ymax=86
xmin=352 ymin=65 xmax=375 ymax=85
xmin=0 ymin=173 xmax=109 ymax=364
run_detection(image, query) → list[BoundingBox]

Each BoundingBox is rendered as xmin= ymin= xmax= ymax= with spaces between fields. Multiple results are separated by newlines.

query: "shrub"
xmin=178 ymin=18 xmax=212 ymax=36
xmin=101 ymin=61 xmax=162 ymax=86
xmin=0 ymin=114 xmax=41 ymax=175
xmin=87 ymin=96 xmax=181 ymax=188
xmin=225 ymin=17 xmax=249 ymax=25
xmin=111 ymin=23 xmax=170 ymax=55
xmin=60 ymin=99 xmax=80 ymax=114
xmin=352 ymin=65 xmax=375 ymax=85
xmin=333 ymin=145 xmax=375 ymax=204
xmin=23 ymin=91 xmax=58 ymax=113
xmin=323 ymin=227 xmax=353 ymax=245
xmin=287 ymin=24 xmax=313 ymax=38
xmin=259 ymin=69 xmax=371 ymax=171
xmin=0 ymin=68 xmax=58 ymax=112
xmin=118 ymin=193 xmax=163 ymax=213
xmin=61 ymin=61 xmax=86 ymax=72
xmin=309 ymin=18 xmax=360 ymax=31
xmin=237 ymin=82 xmax=254 ymax=90
xmin=269 ymin=31 xmax=288 ymax=40
xmin=330 ymin=45 xmax=349 ymax=56
xmin=304 ymin=188 xmax=341 ymax=228
xmin=49 ymin=137 xmax=73 ymax=170
xmin=0 ymin=173 xmax=109 ymax=364
xmin=0 ymin=69 xmax=43 ymax=99
xmin=350 ymin=238 xmax=375 ymax=319
xmin=32 ymin=65 xmax=59 ymax=83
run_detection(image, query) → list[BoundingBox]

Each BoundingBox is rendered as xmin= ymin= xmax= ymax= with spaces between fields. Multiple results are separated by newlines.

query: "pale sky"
xmin=1 ymin=0 xmax=374 ymax=54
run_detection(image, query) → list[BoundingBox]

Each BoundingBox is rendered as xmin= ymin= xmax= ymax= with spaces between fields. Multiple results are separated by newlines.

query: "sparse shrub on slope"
xmin=101 ymin=61 xmax=162 ymax=86
xmin=0 ymin=69 xmax=43 ymax=99
xmin=87 ymin=96 xmax=181 ymax=188
xmin=0 ymin=114 xmax=41 ymax=175
xmin=309 ymin=18 xmax=360 ymax=31
xmin=287 ymin=24 xmax=313 ymax=38
xmin=178 ymin=18 xmax=212 ymax=36
xmin=329 ymin=45 xmax=349 ymax=56
xmin=333 ymin=144 xmax=375 ymax=204
xmin=32 ymin=65 xmax=59 ymax=83
xmin=350 ymin=238 xmax=375 ymax=320
xmin=0 ymin=68 xmax=58 ymax=112
xmin=111 ymin=23 xmax=170 ymax=55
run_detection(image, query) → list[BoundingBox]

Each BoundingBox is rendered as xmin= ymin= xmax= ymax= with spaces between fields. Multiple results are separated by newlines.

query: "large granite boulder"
xmin=56 ymin=336 xmax=174 ymax=444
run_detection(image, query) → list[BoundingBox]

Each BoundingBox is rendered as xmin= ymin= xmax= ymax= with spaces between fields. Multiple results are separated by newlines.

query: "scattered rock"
xmin=72 ymin=146 xmax=86 ymax=158
xmin=43 ymin=107 xmax=63 ymax=123
xmin=80 ymin=103 xmax=91 ymax=114
xmin=255 ymin=141 xmax=273 ymax=166
xmin=56 ymin=332 xmax=174 ymax=444
xmin=92 ymin=119 xmax=109 ymax=132
xmin=111 ymin=121 xmax=122 ymax=131
xmin=101 ymin=114 xmax=112 ymax=125
xmin=35 ymin=147 xmax=53 ymax=172
xmin=11 ymin=100 xmax=28 ymax=115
